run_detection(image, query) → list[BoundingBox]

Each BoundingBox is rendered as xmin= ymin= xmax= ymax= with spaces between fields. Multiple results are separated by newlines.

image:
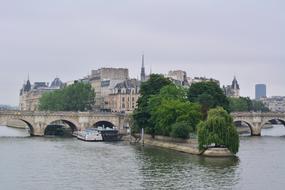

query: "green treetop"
xmin=228 ymin=97 xmax=269 ymax=112
xmin=187 ymin=81 xmax=229 ymax=118
xmin=38 ymin=82 xmax=95 ymax=111
xmin=132 ymin=74 xmax=172 ymax=135
xmin=197 ymin=107 xmax=239 ymax=154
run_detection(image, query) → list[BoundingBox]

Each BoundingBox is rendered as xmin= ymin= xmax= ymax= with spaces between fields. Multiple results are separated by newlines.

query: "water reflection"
xmin=134 ymin=145 xmax=239 ymax=189
xmin=262 ymin=125 xmax=285 ymax=136
xmin=0 ymin=125 xmax=30 ymax=137
xmin=1 ymin=125 xmax=285 ymax=190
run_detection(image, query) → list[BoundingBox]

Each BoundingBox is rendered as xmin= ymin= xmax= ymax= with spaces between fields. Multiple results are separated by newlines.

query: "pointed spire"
xmin=142 ymin=53 xmax=145 ymax=68
xmin=140 ymin=53 xmax=146 ymax=82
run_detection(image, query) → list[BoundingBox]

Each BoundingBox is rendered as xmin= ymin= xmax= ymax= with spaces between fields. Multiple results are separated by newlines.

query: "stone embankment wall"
xmin=6 ymin=120 xmax=27 ymax=129
xmin=129 ymin=134 xmax=234 ymax=157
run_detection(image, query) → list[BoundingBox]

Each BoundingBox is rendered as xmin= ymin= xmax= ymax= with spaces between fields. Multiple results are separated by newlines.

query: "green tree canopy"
xmin=251 ymin=100 xmax=270 ymax=112
xmin=228 ymin=97 xmax=251 ymax=112
xmin=150 ymin=98 xmax=202 ymax=138
xmin=132 ymin=74 xmax=172 ymax=135
xmin=197 ymin=107 xmax=239 ymax=154
xmin=38 ymin=82 xmax=95 ymax=111
xmin=187 ymin=81 xmax=229 ymax=117
xmin=228 ymin=97 xmax=269 ymax=112
xmin=137 ymin=84 xmax=202 ymax=138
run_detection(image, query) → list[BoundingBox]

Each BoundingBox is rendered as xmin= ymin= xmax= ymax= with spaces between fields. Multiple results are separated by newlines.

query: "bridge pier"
xmin=32 ymin=123 xmax=45 ymax=136
xmin=251 ymin=123 xmax=262 ymax=136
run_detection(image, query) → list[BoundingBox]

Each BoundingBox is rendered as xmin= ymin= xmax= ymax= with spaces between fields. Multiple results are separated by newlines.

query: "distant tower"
xmin=24 ymin=75 xmax=31 ymax=92
xmin=224 ymin=76 xmax=240 ymax=98
xmin=140 ymin=54 xmax=146 ymax=82
xmin=255 ymin=84 xmax=266 ymax=99
xmin=231 ymin=76 xmax=240 ymax=97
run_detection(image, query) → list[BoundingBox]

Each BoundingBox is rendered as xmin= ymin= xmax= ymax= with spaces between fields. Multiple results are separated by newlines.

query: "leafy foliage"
xmin=251 ymin=100 xmax=270 ymax=112
xmin=170 ymin=121 xmax=191 ymax=139
xmin=187 ymin=81 xmax=229 ymax=118
xmin=197 ymin=107 xmax=239 ymax=154
xmin=150 ymin=98 xmax=202 ymax=137
xmin=228 ymin=97 xmax=269 ymax=112
xmin=39 ymin=82 xmax=95 ymax=111
xmin=133 ymin=81 xmax=202 ymax=139
xmin=132 ymin=74 xmax=172 ymax=135
xmin=228 ymin=97 xmax=251 ymax=112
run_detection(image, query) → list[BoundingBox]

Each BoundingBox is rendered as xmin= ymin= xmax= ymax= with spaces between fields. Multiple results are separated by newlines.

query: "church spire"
xmin=140 ymin=54 xmax=146 ymax=82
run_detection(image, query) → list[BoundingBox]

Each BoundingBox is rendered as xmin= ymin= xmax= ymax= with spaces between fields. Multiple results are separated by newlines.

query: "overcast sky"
xmin=0 ymin=0 xmax=284 ymax=106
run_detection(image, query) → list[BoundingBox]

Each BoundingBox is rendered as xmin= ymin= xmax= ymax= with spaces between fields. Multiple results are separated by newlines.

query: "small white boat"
xmin=77 ymin=129 xmax=103 ymax=142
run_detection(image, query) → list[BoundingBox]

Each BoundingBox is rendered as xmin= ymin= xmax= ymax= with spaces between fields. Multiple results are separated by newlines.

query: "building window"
xmin=122 ymin=103 xmax=125 ymax=108
xmin=122 ymin=97 xmax=125 ymax=102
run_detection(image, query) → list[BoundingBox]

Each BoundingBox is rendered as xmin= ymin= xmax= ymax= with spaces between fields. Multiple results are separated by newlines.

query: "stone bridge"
xmin=0 ymin=111 xmax=130 ymax=136
xmin=231 ymin=112 xmax=285 ymax=136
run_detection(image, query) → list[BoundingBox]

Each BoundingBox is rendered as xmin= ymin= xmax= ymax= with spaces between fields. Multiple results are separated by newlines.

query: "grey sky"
xmin=0 ymin=0 xmax=284 ymax=105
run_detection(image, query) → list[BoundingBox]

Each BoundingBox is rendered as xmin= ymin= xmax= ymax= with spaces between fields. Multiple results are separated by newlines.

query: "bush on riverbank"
xmin=170 ymin=121 xmax=191 ymax=139
xmin=197 ymin=107 xmax=239 ymax=154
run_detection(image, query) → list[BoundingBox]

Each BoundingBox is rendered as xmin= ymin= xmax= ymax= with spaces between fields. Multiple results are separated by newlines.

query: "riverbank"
xmin=6 ymin=120 xmax=26 ymax=129
xmin=130 ymin=134 xmax=234 ymax=157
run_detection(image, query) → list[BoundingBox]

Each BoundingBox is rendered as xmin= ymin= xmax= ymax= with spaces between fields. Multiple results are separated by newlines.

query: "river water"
xmin=0 ymin=126 xmax=285 ymax=190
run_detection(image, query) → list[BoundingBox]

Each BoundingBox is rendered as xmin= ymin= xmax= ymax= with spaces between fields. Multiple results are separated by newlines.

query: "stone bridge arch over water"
xmin=231 ymin=112 xmax=285 ymax=136
xmin=0 ymin=111 xmax=129 ymax=136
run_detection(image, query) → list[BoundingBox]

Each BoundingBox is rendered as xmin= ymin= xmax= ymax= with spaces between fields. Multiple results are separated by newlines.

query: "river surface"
xmin=0 ymin=126 xmax=285 ymax=190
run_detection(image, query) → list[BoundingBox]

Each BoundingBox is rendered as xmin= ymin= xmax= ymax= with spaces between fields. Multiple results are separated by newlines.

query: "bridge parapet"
xmin=0 ymin=111 xmax=129 ymax=136
xmin=231 ymin=112 xmax=285 ymax=136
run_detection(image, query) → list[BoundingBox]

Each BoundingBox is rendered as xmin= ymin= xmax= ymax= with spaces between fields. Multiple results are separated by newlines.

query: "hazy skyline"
xmin=0 ymin=0 xmax=284 ymax=105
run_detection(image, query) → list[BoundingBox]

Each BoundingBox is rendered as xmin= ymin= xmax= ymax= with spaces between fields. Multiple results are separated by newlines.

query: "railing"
xmin=0 ymin=110 xmax=127 ymax=117
xmin=231 ymin=112 xmax=285 ymax=117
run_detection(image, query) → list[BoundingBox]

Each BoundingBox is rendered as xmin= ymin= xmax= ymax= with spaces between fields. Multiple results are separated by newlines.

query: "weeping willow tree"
xmin=197 ymin=107 xmax=239 ymax=154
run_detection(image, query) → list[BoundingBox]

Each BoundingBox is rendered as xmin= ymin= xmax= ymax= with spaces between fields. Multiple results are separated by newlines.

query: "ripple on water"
xmin=1 ymin=126 xmax=285 ymax=190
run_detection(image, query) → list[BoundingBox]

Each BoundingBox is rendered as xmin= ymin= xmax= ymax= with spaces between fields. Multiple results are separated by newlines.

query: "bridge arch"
xmin=92 ymin=120 xmax=116 ymax=129
xmin=44 ymin=119 xmax=79 ymax=136
xmin=233 ymin=119 xmax=254 ymax=135
xmin=261 ymin=118 xmax=285 ymax=128
xmin=5 ymin=118 xmax=34 ymax=135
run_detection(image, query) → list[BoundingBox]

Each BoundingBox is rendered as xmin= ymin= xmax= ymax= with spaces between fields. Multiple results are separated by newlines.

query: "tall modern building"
xmin=255 ymin=84 xmax=266 ymax=99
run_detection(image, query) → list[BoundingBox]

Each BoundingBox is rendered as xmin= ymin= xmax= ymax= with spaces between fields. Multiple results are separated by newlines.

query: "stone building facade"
xmin=166 ymin=70 xmax=190 ymax=87
xmin=223 ymin=76 xmax=240 ymax=98
xmin=261 ymin=96 xmax=285 ymax=112
xmin=108 ymin=79 xmax=140 ymax=113
xmin=19 ymin=78 xmax=63 ymax=111
xmin=89 ymin=68 xmax=129 ymax=110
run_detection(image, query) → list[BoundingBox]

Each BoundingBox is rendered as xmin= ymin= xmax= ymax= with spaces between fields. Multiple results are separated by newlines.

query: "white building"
xmin=261 ymin=96 xmax=285 ymax=112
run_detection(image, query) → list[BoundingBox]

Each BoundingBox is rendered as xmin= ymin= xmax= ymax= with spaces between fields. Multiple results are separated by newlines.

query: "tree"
xmin=39 ymin=82 xmax=95 ymax=111
xmin=228 ymin=97 xmax=269 ymax=113
xmin=197 ymin=107 xmax=239 ymax=154
xmin=251 ymin=100 xmax=270 ymax=112
xmin=152 ymin=99 xmax=202 ymax=138
xmin=187 ymin=81 xmax=229 ymax=117
xmin=228 ymin=97 xmax=252 ymax=112
xmin=132 ymin=74 xmax=172 ymax=135
xmin=147 ymin=84 xmax=202 ymax=138
xmin=170 ymin=121 xmax=191 ymax=139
